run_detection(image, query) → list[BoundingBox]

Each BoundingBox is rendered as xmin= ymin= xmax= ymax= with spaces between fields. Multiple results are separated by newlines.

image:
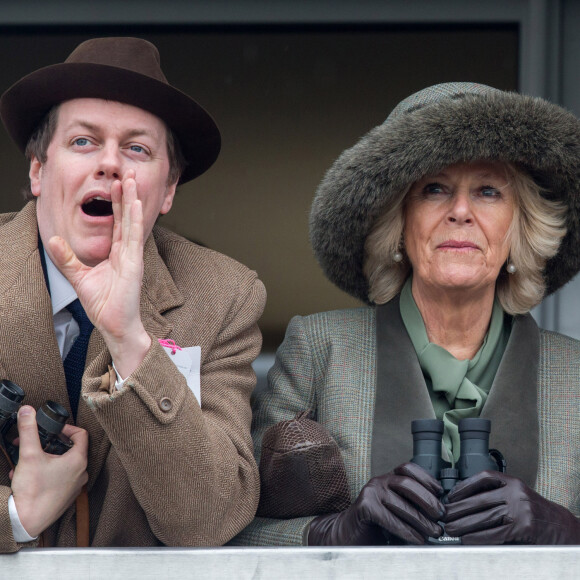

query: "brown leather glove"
xmin=444 ymin=471 xmax=580 ymax=544
xmin=307 ymin=462 xmax=445 ymax=545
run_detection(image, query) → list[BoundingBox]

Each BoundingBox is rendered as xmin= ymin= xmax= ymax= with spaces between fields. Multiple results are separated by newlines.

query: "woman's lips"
xmin=437 ymin=240 xmax=480 ymax=250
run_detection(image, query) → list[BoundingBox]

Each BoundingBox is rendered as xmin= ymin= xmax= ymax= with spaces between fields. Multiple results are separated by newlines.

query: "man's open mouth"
xmin=82 ymin=197 xmax=113 ymax=217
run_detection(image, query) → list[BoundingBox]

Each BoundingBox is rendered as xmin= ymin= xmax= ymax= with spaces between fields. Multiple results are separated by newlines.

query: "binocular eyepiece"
xmin=0 ymin=379 xmax=73 ymax=465
xmin=410 ymin=417 xmax=506 ymax=545
xmin=411 ymin=417 xmax=505 ymax=481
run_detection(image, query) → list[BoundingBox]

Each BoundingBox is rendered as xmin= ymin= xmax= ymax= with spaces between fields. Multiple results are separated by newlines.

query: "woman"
xmin=234 ymin=82 xmax=580 ymax=545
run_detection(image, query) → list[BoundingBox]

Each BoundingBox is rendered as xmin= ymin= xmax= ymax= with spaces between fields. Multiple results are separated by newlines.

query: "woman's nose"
xmin=447 ymin=191 xmax=473 ymax=224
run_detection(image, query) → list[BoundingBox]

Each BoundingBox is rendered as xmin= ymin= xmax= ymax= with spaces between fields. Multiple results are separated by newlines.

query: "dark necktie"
xmin=63 ymin=299 xmax=94 ymax=420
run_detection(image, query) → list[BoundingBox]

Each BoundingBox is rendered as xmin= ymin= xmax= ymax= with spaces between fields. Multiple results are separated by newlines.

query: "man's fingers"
xmin=46 ymin=235 xmax=87 ymax=286
xmin=16 ymin=406 xmax=41 ymax=459
xmin=122 ymin=170 xmax=137 ymax=204
xmin=128 ymin=199 xmax=144 ymax=248
xmin=62 ymin=424 xmax=89 ymax=457
xmin=120 ymin=171 xmax=137 ymax=243
xmin=61 ymin=424 xmax=86 ymax=438
xmin=112 ymin=171 xmax=143 ymax=252
xmin=111 ymin=179 xmax=123 ymax=244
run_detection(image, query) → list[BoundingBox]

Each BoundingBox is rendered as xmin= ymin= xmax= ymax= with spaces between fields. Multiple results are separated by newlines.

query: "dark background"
xmin=0 ymin=26 xmax=518 ymax=348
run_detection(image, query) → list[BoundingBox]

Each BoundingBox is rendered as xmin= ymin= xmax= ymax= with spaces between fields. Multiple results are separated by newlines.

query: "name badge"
xmin=158 ymin=340 xmax=201 ymax=406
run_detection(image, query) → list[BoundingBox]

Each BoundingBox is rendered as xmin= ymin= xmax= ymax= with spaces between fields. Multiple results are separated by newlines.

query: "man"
xmin=0 ymin=37 xmax=265 ymax=551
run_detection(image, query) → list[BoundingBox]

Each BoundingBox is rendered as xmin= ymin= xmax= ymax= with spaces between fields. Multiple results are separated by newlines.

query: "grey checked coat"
xmin=232 ymin=299 xmax=580 ymax=545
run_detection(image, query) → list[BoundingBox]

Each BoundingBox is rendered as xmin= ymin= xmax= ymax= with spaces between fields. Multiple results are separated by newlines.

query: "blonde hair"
xmin=363 ymin=164 xmax=567 ymax=314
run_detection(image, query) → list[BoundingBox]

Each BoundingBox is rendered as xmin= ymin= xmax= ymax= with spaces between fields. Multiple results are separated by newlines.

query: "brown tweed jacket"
xmin=0 ymin=201 xmax=266 ymax=552
xmin=231 ymin=300 xmax=580 ymax=546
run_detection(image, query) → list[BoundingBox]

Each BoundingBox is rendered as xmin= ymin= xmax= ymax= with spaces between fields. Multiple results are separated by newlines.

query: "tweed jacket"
xmin=232 ymin=299 xmax=580 ymax=546
xmin=0 ymin=201 xmax=266 ymax=552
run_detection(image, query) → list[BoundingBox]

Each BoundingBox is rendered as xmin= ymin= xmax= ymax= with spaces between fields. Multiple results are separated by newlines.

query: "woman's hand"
xmin=444 ymin=471 xmax=580 ymax=544
xmin=307 ymin=462 xmax=445 ymax=545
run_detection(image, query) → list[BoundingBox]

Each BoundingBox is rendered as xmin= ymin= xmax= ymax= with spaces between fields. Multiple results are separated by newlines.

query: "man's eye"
xmin=130 ymin=145 xmax=147 ymax=154
xmin=73 ymin=137 xmax=90 ymax=147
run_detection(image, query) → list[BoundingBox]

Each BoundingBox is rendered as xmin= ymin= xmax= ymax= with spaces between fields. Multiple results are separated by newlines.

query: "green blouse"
xmin=399 ymin=278 xmax=511 ymax=463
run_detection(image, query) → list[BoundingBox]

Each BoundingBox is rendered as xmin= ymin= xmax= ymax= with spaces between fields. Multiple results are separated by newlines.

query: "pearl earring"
xmin=392 ymin=251 xmax=403 ymax=263
xmin=507 ymin=262 xmax=517 ymax=274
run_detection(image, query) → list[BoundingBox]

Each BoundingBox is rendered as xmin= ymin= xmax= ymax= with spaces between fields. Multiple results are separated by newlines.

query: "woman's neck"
xmin=411 ymin=279 xmax=496 ymax=360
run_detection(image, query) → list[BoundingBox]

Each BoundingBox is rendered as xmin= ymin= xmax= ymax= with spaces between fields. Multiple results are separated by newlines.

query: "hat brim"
xmin=310 ymin=91 xmax=580 ymax=302
xmin=0 ymin=62 xmax=221 ymax=184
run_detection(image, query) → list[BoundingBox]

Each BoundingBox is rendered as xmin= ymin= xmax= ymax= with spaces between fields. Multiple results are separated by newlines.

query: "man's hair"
xmin=23 ymin=104 xmax=186 ymax=200
xmin=363 ymin=163 xmax=567 ymax=315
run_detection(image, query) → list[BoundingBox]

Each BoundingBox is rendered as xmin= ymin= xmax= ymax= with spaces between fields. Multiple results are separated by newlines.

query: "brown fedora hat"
xmin=0 ymin=36 xmax=221 ymax=184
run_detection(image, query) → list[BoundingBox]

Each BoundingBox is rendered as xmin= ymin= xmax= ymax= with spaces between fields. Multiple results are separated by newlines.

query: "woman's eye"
xmin=423 ymin=182 xmax=445 ymax=195
xmin=480 ymin=186 xmax=501 ymax=198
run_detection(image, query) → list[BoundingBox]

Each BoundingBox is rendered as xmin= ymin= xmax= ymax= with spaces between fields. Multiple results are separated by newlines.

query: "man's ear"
xmin=159 ymin=182 xmax=178 ymax=215
xmin=29 ymin=156 xmax=42 ymax=197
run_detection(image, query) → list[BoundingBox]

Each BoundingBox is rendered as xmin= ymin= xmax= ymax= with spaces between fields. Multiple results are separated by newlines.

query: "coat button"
xmin=159 ymin=397 xmax=173 ymax=412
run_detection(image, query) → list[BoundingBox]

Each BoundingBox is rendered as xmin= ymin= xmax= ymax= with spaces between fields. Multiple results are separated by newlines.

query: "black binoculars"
xmin=410 ymin=417 xmax=506 ymax=545
xmin=0 ymin=379 xmax=72 ymax=465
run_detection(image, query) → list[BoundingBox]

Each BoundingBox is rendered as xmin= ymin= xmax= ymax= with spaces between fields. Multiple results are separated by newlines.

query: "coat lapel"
xmin=139 ymin=230 xmax=184 ymax=339
xmin=481 ymin=313 xmax=539 ymax=487
xmin=371 ymin=297 xmax=435 ymax=477
xmin=0 ymin=202 xmax=67 ymax=411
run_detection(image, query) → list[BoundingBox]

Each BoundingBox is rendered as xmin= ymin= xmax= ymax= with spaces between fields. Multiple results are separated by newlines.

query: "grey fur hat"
xmin=309 ymin=82 xmax=580 ymax=303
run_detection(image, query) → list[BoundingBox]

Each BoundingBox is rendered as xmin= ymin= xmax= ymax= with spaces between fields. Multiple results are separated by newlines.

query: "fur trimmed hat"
xmin=310 ymin=82 xmax=580 ymax=302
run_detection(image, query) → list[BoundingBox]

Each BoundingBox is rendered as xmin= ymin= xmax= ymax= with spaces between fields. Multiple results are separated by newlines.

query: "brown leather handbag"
xmin=257 ymin=411 xmax=351 ymax=518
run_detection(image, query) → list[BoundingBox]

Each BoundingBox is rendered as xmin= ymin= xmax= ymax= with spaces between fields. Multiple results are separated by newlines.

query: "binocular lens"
xmin=0 ymin=379 xmax=25 ymax=413
xmin=37 ymin=401 xmax=70 ymax=435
